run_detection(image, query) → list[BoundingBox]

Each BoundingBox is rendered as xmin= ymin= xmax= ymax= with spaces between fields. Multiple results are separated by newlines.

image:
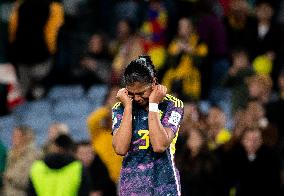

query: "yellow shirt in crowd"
xmin=87 ymin=106 xmax=123 ymax=183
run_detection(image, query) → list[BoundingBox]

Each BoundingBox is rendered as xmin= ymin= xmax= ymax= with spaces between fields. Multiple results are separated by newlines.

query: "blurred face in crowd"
xmin=186 ymin=129 xmax=206 ymax=156
xmin=187 ymin=129 xmax=204 ymax=155
xmin=76 ymin=144 xmax=94 ymax=167
xmin=229 ymin=0 xmax=249 ymax=15
xmin=232 ymin=50 xmax=249 ymax=69
xmin=245 ymin=101 xmax=268 ymax=128
xmin=89 ymin=34 xmax=104 ymax=54
xmin=11 ymin=128 xmax=33 ymax=148
xmin=247 ymin=75 xmax=272 ymax=102
xmin=255 ymin=3 xmax=274 ymax=21
xmin=241 ymin=129 xmax=263 ymax=155
xmin=207 ymin=107 xmax=226 ymax=129
xmin=149 ymin=0 xmax=163 ymax=10
xmin=248 ymin=80 xmax=262 ymax=98
xmin=48 ymin=127 xmax=59 ymax=141
xmin=117 ymin=20 xmax=131 ymax=40
xmin=183 ymin=102 xmax=199 ymax=122
xmin=246 ymin=101 xmax=265 ymax=120
xmin=12 ymin=128 xmax=24 ymax=148
xmin=178 ymin=17 xmax=193 ymax=39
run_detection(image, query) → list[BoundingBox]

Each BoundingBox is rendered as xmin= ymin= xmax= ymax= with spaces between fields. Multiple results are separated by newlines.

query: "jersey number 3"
xmin=138 ymin=130 xmax=150 ymax=149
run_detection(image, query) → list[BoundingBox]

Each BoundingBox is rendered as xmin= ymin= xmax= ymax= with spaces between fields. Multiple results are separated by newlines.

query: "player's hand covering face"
xmin=149 ymin=84 xmax=167 ymax=104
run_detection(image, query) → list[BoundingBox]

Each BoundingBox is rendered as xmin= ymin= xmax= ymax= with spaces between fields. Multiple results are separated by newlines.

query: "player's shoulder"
xmin=163 ymin=94 xmax=184 ymax=108
xmin=112 ymin=102 xmax=123 ymax=110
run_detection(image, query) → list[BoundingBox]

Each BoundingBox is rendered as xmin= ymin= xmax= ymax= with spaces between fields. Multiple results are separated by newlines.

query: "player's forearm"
xmin=112 ymin=106 xmax=133 ymax=156
xmin=148 ymin=112 xmax=171 ymax=153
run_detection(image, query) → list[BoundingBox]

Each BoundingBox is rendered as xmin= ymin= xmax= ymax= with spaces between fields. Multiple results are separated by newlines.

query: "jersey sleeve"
xmin=161 ymin=98 xmax=184 ymax=135
xmin=111 ymin=102 xmax=124 ymax=134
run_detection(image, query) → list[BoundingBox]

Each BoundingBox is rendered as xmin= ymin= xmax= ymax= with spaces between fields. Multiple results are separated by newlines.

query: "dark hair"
xmin=118 ymin=18 xmax=138 ymax=35
xmin=123 ymin=55 xmax=157 ymax=86
xmin=231 ymin=47 xmax=249 ymax=57
xmin=255 ymin=0 xmax=275 ymax=8
xmin=54 ymin=134 xmax=74 ymax=152
xmin=76 ymin=140 xmax=91 ymax=146
xmin=209 ymin=104 xmax=224 ymax=112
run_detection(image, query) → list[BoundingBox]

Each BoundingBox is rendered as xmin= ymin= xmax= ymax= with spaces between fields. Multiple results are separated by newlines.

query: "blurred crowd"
xmin=0 ymin=0 xmax=284 ymax=195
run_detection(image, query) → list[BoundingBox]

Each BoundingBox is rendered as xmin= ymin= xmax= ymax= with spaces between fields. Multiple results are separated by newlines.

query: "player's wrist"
xmin=124 ymin=104 xmax=132 ymax=110
xmin=149 ymin=103 xmax=159 ymax=112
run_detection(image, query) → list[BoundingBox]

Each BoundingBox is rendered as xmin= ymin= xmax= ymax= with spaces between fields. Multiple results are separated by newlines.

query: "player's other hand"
xmin=149 ymin=84 xmax=167 ymax=104
xmin=116 ymin=88 xmax=132 ymax=106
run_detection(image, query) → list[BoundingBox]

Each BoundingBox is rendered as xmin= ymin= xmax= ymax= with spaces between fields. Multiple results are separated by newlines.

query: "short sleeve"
xmin=112 ymin=102 xmax=124 ymax=134
xmin=161 ymin=100 xmax=184 ymax=135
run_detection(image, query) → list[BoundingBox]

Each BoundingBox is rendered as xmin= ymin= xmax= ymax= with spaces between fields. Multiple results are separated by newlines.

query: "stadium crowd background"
xmin=0 ymin=0 xmax=284 ymax=195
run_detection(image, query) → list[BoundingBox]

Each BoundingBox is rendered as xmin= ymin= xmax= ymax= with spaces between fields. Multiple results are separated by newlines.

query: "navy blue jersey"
xmin=112 ymin=94 xmax=184 ymax=196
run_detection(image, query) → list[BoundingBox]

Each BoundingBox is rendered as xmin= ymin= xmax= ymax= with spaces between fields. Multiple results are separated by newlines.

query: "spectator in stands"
xmin=246 ymin=0 xmax=283 ymax=85
xmin=87 ymin=86 xmax=123 ymax=185
xmin=162 ymin=17 xmax=207 ymax=100
xmin=267 ymin=69 xmax=284 ymax=148
xmin=78 ymin=33 xmax=112 ymax=89
xmin=76 ymin=141 xmax=117 ymax=196
xmin=247 ymin=0 xmax=281 ymax=59
xmin=206 ymin=106 xmax=231 ymax=150
xmin=228 ymin=126 xmax=281 ymax=196
xmin=0 ymin=140 xmax=7 ymax=194
xmin=8 ymin=0 xmax=64 ymax=100
xmin=176 ymin=128 xmax=225 ymax=196
xmin=3 ymin=125 xmax=41 ymax=196
xmin=139 ymin=0 xmax=171 ymax=71
xmin=246 ymin=74 xmax=273 ymax=105
xmin=222 ymin=48 xmax=255 ymax=114
xmin=195 ymin=0 xmax=228 ymax=100
xmin=247 ymin=100 xmax=278 ymax=146
xmin=42 ymin=122 xmax=69 ymax=154
xmin=176 ymin=100 xmax=202 ymax=157
xmin=110 ymin=18 xmax=145 ymax=85
xmin=223 ymin=0 xmax=254 ymax=50
xmin=266 ymin=69 xmax=284 ymax=192
xmin=180 ymin=100 xmax=202 ymax=136
xmin=231 ymin=99 xmax=278 ymax=149
xmin=28 ymin=134 xmax=90 ymax=196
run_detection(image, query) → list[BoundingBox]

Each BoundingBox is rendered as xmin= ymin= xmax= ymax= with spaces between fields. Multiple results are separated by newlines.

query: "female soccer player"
xmin=112 ymin=55 xmax=184 ymax=195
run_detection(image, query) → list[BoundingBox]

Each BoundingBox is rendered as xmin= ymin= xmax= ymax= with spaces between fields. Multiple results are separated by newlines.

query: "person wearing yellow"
xmin=8 ymin=0 xmax=64 ymax=99
xmin=9 ymin=0 xmax=64 ymax=55
xmin=162 ymin=17 xmax=207 ymax=100
xmin=87 ymin=86 xmax=123 ymax=184
xmin=28 ymin=134 xmax=90 ymax=196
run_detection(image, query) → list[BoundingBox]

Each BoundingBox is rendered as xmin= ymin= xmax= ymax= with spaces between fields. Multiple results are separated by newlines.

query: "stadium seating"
xmin=0 ymin=84 xmax=109 ymax=148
